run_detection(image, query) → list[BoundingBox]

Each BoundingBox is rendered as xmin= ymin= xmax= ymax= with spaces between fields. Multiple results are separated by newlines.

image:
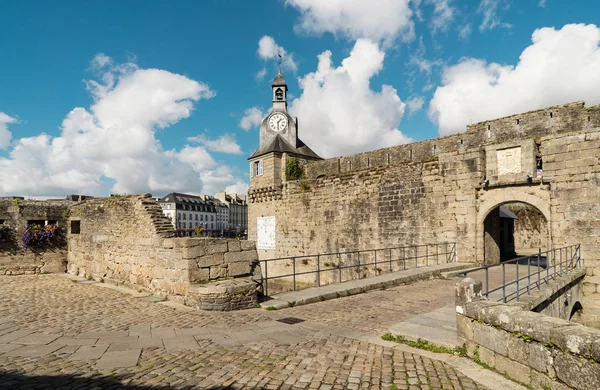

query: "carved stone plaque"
xmin=257 ymin=216 xmax=276 ymax=250
xmin=497 ymin=147 xmax=521 ymax=175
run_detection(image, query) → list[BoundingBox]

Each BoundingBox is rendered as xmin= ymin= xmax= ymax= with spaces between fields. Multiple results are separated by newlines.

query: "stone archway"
xmin=476 ymin=188 xmax=552 ymax=265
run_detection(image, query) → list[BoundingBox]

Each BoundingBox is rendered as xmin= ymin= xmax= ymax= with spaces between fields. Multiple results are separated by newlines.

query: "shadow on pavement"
xmin=0 ymin=370 xmax=261 ymax=390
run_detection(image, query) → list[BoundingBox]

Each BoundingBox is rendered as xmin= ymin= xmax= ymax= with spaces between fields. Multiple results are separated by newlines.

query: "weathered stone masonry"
xmin=455 ymin=277 xmax=598 ymax=390
xmin=0 ymin=199 xmax=71 ymax=275
xmin=67 ymin=195 xmax=259 ymax=310
xmin=249 ymin=102 xmax=600 ymax=276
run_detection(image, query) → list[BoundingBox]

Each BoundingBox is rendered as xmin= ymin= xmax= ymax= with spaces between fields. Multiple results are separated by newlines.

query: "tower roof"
xmin=271 ymin=71 xmax=287 ymax=87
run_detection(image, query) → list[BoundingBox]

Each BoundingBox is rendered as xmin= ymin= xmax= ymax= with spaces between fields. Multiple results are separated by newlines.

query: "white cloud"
xmin=458 ymin=24 xmax=472 ymax=39
xmin=0 ymin=55 xmax=245 ymax=197
xmin=255 ymin=67 xmax=268 ymax=81
xmin=187 ymin=133 xmax=243 ymax=155
xmin=286 ymin=0 xmax=415 ymax=46
xmin=406 ymin=97 xmax=425 ymax=115
xmin=225 ymin=181 xmax=249 ymax=195
xmin=289 ymin=39 xmax=411 ymax=158
xmin=429 ymin=23 xmax=600 ymax=136
xmin=257 ymin=36 xmax=297 ymax=73
xmin=199 ymin=166 xmax=246 ymax=196
xmin=538 ymin=0 xmax=547 ymax=7
xmin=0 ymin=113 xmax=17 ymax=149
xmin=428 ymin=0 xmax=455 ymax=34
xmin=477 ymin=0 xmax=511 ymax=32
xmin=239 ymin=106 xmax=266 ymax=131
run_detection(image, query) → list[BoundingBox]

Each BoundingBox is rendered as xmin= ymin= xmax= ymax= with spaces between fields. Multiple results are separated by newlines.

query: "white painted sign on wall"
xmin=257 ymin=216 xmax=276 ymax=250
xmin=497 ymin=147 xmax=522 ymax=175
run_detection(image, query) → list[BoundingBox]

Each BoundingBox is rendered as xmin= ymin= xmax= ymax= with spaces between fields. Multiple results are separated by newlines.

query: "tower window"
xmin=433 ymin=144 xmax=437 ymax=156
xmin=275 ymin=88 xmax=284 ymax=100
xmin=254 ymin=160 xmax=263 ymax=176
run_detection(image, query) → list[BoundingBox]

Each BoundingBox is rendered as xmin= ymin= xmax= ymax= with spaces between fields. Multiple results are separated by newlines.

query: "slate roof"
xmin=272 ymin=72 xmax=287 ymax=87
xmin=249 ymin=134 xmax=322 ymax=160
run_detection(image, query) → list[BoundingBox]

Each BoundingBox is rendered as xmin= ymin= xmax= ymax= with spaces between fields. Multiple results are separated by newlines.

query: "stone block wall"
xmin=249 ymin=102 xmax=600 ymax=275
xmin=0 ymin=199 xmax=72 ymax=275
xmin=456 ymin=278 xmax=599 ymax=390
xmin=67 ymin=195 xmax=258 ymax=306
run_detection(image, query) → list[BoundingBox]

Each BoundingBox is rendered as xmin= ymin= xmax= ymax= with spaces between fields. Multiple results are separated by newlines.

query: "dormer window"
xmin=275 ymin=88 xmax=284 ymax=100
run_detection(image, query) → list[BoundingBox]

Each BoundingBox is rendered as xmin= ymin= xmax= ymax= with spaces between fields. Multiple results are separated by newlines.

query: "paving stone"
xmin=0 ymin=343 xmax=22 ymax=354
xmin=75 ymin=330 xmax=129 ymax=339
xmin=151 ymin=326 xmax=176 ymax=339
xmin=94 ymin=349 xmax=141 ymax=370
xmin=50 ymin=337 xmax=98 ymax=346
xmin=0 ymin=274 xmax=493 ymax=390
xmin=5 ymin=344 xmax=63 ymax=357
xmin=11 ymin=333 xmax=61 ymax=345
xmin=67 ymin=344 xmax=109 ymax=361
xmin=0 ymin=329 xmax=34 ymax=343
xmin=162 ymin=336 xmax=200 ymax=351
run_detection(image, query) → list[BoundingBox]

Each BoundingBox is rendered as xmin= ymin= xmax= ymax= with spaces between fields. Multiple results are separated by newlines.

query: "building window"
xmin=254 ymin=160 xmax=263 ymax=176
xmin=195 ymin=214 xmax=198 ymax=221
xmin=70 ymin=220 xmax=81 ymax=234
xmin=211 ymin=215 xmax=214 ymax=221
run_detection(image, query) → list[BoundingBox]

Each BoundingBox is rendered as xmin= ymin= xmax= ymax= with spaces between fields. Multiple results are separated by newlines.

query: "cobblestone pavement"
xmin=0 ymin=275 xmax=492 ymax=389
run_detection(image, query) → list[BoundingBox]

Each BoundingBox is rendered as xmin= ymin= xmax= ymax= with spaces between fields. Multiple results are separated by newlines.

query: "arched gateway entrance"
xmin=476 ymin=189 xmax=552 ymax=265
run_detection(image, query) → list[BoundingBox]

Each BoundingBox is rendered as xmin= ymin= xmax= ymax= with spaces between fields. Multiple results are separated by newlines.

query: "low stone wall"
xmin=0 ymin=250 xmax=67 ymax=275
xmin=456 ymin=278 xmax=600 ymax=390
xmin=0 ymin=199 xmax=71 ymax=275
xmin=185 ymin=279 xmax=257 ymax=311
xmin=67 ymin=195 xmax=259 ymax=309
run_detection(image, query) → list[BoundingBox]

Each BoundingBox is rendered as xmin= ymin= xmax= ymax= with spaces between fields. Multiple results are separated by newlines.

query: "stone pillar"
xmin=455 ymin=277 xmax=482 ymax=315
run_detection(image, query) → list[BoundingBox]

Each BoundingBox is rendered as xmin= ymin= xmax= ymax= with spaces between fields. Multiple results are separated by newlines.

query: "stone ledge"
xmin=186 ymin=279 xmax=257 ymax=311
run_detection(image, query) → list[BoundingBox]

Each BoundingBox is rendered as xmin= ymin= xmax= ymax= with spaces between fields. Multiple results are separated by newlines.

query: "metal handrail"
xmin=260 ymin=242 xmax=457 ymax=296
xmin=457 ymin=244 xmax=582 ymax=303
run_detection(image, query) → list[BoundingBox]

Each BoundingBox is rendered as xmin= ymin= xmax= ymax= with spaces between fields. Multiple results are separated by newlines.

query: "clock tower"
xmin=248 ymin=70 xmax=322 ymax=192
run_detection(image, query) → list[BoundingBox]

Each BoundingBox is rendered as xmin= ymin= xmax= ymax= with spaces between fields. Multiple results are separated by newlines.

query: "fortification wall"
xmin=456 ymin=277 xmax=596 ymax=390
xmin=249 ymin=102 xmax=600 ymax=271
xmin=67 ymin=195 xmax=258 ymax=303
xmin=0 ymin=199 xmax=72 ymax=274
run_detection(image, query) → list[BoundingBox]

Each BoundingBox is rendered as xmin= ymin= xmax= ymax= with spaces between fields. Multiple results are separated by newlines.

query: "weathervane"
xmin=277 ymin=51 xmax=282 ymax=75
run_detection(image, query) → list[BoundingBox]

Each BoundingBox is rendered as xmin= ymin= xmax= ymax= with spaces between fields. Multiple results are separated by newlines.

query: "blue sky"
xmin=1 ymin=0 xmax=599 ymax=198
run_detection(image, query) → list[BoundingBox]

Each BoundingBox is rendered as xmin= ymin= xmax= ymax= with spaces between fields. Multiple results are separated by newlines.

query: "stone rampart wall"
xmin=456 ymin=277 xmax=598 ymax=390
xmin=67 ymin=195 xmax=258 ymax=303
xmin=0 ymin=199 xmax=72 ymax=274
xmin=249 ymin=102 xmax=600 ymax=272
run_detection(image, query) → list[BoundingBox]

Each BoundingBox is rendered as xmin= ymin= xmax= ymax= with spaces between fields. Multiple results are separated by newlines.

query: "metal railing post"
xmin=516 ymin=261 xmax=520 ymax=302
xmin=415 ymin=246 xmax=418 ymax=269
xmin=391 ymin=248 xmax=394 ymax=272
xmin=502 ymin=263 xmax=506 ymax=303
xmin=537 ymin=248 xmax=541 ymax=289
xmin=426 ymin=245 xmax=429 ymax=266
xmin=338 ymin=253 xmax=342 ymax=283
xmin=485 ymin=267 xmax=489 ymax=297
xmin=560 ymin=248 xmax=563 ymax=277
xmin=527 ymin=256 xmax=531 ymax=295
xmin=357 ymin=251 xmax=361 ymax=280
xmin=453 ymin=242 xmax=457 ymax=262
xmin=317 ymin=255 xmax=321 ymax=287
xmin=264 ymin=260 xmax=268 ymax=297
xmin=436 ymin=244 xmax=439 ymax=265
xmin=373 ymin=249 xmax=377 ymax=275
xmin=293 ymin=257 xmax=297 ymax=291
xmin=402 ymin=247 xmax=405 ymax=270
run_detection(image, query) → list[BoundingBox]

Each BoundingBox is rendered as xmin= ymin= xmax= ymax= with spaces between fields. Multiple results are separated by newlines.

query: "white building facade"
xmin=158 ymin=193 xmax=218 ymax=237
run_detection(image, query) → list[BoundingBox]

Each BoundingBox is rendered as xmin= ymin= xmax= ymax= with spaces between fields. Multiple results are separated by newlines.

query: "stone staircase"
xmin=138 ymin=196 xmax=176 ymax=238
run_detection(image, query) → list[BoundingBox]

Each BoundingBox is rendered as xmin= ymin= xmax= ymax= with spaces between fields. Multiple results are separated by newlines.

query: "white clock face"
xmin=268 ymin=113 xmax=288 ymax=132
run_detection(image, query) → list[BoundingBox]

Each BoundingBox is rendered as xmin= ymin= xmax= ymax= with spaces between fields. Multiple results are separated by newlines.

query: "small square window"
xmin=70 ymin=220 xmax=81 ymax=234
